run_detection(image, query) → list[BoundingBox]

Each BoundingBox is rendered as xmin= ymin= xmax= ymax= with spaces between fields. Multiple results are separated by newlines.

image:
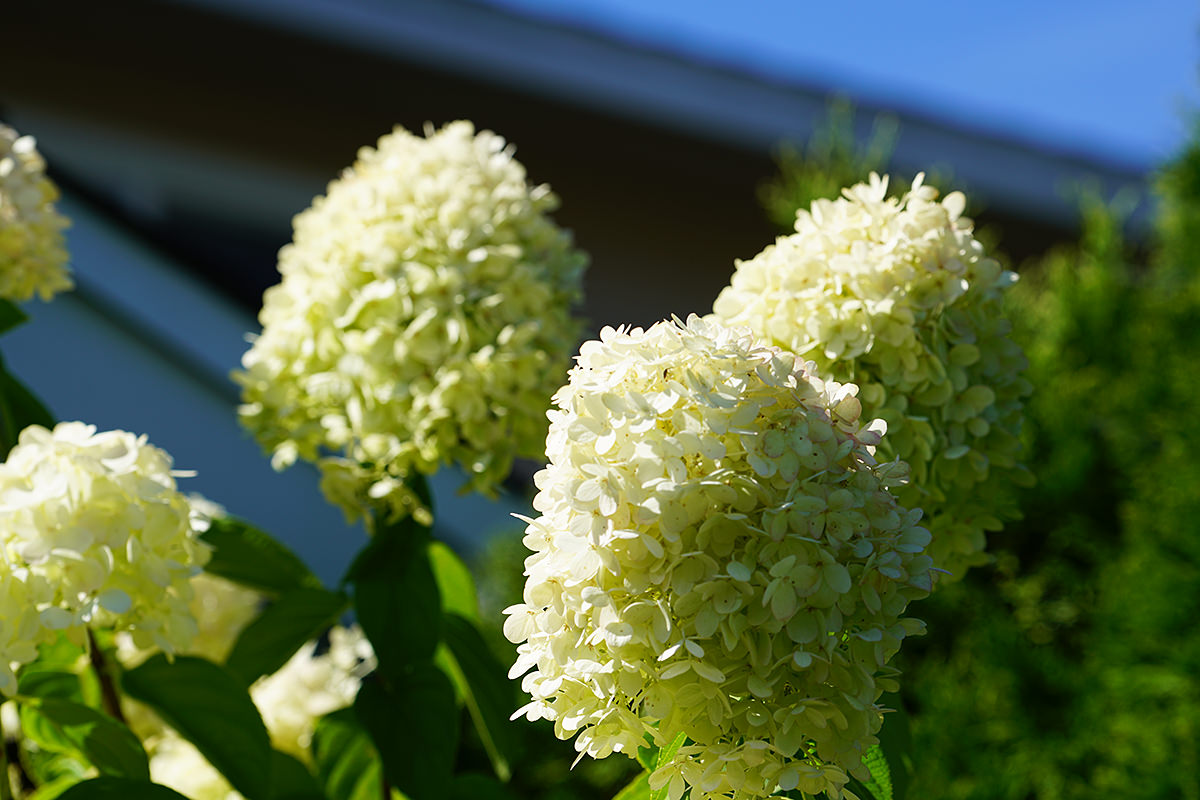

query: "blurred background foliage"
xmin=472 ymin=103 xmax=1200 ymax=799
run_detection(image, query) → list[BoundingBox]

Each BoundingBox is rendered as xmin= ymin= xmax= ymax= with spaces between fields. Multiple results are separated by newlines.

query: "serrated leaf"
xmin=345 ymin=514 xmax=440 ymax=678
xmin=56 ymin=777 xmax=190 ymax=800
xmin=437 ymin=613 xmax=517 ymax=781
xmin=862 ymin=745 xmax=894 ymax=800
xmin=355 ymin=666 xmax=457 ymax=800
xmin=614 ymin=772 xmax=652 ymax=800
xmin=201 ymin=517 xmax=323 ymax=595
xmin=311 ymin=708 xmax=381 ymax=800
xmin=225 ymin=588 xmax=349 ymax=686
xmin=18 ymin=698 xmax=149 ymax=780
xmin=649 ymin=732 xmax=687 ymax=800
xmin=121 ymin=655 xmax=272 ymax=800
xmin=430 ymin=541 xmax=480 ymax=622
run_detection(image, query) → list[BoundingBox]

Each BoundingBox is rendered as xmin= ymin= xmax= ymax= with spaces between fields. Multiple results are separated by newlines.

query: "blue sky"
xmin=484 ymin=0 xmax=1200 ymax=170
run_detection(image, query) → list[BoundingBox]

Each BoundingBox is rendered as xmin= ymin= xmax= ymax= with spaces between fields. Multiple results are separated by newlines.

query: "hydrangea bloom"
xmin=711 ymin=174 xmax=1029 ymax=577
xmin=252 ymin=625 xmax=375 ymax=761
xmin=0 ymin=570 xmax=46 ymax=695
xmin=0 ymin=124 xmax=71 ymax=302
xmin=0 ymin=422 xmax=209 ymax=654
xmin=506 ymin=316 xmax=931 ymax=800
xmin=118 ymin=572 xmax=262 ymax=669
xmin=237 ymin=121 xmax=586 ymax=522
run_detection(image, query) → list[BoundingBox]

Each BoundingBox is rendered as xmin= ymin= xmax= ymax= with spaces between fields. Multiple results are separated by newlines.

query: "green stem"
xmin=86 ymin=628 xmax=127 ymax=725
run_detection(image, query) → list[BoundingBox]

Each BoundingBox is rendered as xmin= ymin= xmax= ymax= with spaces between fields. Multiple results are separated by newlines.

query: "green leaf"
xmin=17 ymin=698 xmax=149 ymax=780
xmin=436 ymin=613 xmax=517 ymax=782
xmin=311 ymin=708 xmax=381 ymax=800
xmin=225 ymin=588 xmax=349 ymax=686
xmin=0 ymin=368 xmax=54 ymax=428
xmin=430 ymin=541 xmax=480 ymax=622
xmin=861 ymin=745 xmax=894 ymax=800
xmin=268 ymin=749 xmax=324 ymax=800
xmin=20 ymin=741 xmax=90 ymax=791
xmin=649 ymin=732 xmax=687 ymax=800
xmin=355 ymin=666 xmax=457 ymax=800
xmin=0 ymin=346 xmax=54 ymax=457
xmin=201 ymin=517 xmax=324 ymax=595
xmin=56 ymin=778 xmax=190 ymax=800
xmin=613 ymin=772 xmax=652 ymax=800
xmin=121 ymin=655 xmax=272 ymax=800
xmin=0 ymin=300 xmax=28 ymax=335
xmin=345 ymin=514 xmax=441 ymax=678
xmin=18 ymin=671 xmax=84 ymax=704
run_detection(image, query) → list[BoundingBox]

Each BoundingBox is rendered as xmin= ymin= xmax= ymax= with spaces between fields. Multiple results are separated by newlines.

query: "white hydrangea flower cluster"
xmin=237 ymin=121 xmax=586 ymax=522
xmin=711 ymin=174 xmax=1029 ymax=577
xmin=252 ymin=625 xmax=375 ymax=762
xmin=505 ymin=316 xmax=932 ymax=800
xmin=118 ymin=574 xmax=262 ymax=670
xmin=0 ymin=423 xmax=209 ymax=666
xmin=0 ymin=569 xmax=45 ymax=695
xmin=144 ymin=626 xmax=375 ymax=800
xmin=0 ymin=124 xmax=71 ymax=302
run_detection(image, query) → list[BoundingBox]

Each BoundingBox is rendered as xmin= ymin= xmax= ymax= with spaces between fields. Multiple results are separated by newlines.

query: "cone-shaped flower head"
xmin=506 ymin=316 xmax=932 ymax=800
xmin=237 ymin=121 xmax=586 ymax=522
xmin=0 ymin=423 xmax=210 ymax=658
xmin=711 ymin=174 xmax=1030 ymax=578
xmin=0 ymin=124 xmax=71 ymax=302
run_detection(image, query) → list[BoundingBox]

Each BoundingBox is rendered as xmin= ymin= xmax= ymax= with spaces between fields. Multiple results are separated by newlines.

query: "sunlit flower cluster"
xmin=118 ymin=571 xmax=262 ymax=669
xmin=0 ymin=423 xmax=209 ymax=665
xmin=0 ymin=570 xmax=44 ymax=694
xmin=145 ymin=626 xmax=375 ymax=800
xmin=237 ymin=121 xmax=586 ymax=522
xmin=711 ymin=174 xmax=1029 ymax=577
xmin=253 ymin=625 xmax=375 ymax=761
xmin=0 ymin=124 xmax=71 ymax=302
xmin=506 ymin=316 xmax=932 ymax=800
